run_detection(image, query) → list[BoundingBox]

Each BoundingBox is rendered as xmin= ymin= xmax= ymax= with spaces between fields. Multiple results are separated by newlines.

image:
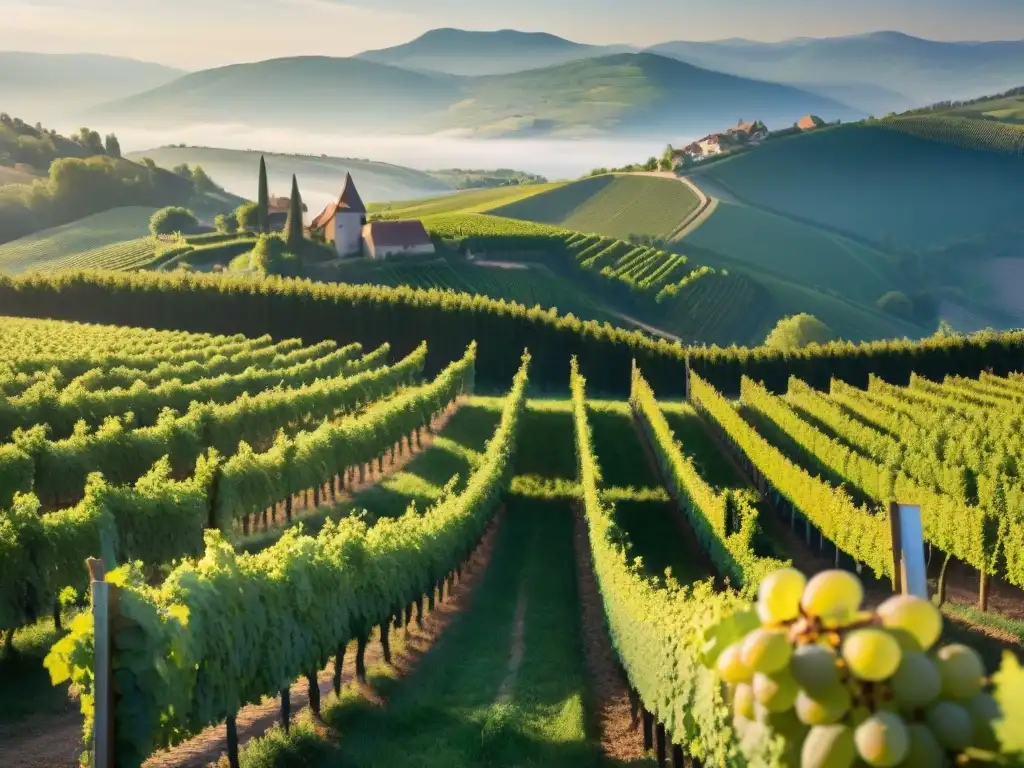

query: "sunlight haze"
xmin=3 ymin=0 xmax=1024 ymax=68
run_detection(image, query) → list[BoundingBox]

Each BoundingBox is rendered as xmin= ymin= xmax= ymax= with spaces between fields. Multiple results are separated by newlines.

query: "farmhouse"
xmin=310 ymin=172 xmax=434 ymax=259
xmin=362 ymin=220 xmax=435 ymax=260
xmin=727 ymin=119 xmax=768 ymax=143
xmin=798 ymin=114 xmax=826 ymax=130
xmin=698 ymin=134 xmax=726 ymax=155
xmin=267 ymin=195 xmax=307 ymax=230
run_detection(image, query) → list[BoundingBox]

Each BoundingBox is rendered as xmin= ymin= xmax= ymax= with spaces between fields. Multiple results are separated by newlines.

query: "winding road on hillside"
xmin=624 ymin=170 xmax=719 ymax=240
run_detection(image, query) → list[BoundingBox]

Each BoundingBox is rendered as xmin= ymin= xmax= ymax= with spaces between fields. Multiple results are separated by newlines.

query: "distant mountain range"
xmin=8 ymin=28 xmax=1024 ymax=138
xmin=0 ymin=52 xmax=184 ymax=121
xmin=356 ymin=28 xmax=634 ymax=76
xmin=646 ymin=32 xmax=1024 ymax=111
xmin=89 ymin=52 xmax=854 ymax=139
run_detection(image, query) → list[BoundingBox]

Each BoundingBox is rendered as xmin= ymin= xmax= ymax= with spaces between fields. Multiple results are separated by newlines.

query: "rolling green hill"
xmin=126 ymin=146 xmax=453 ymax=213
xmin=369 ymin=184 xmax=562 ymax=219
xmin=0 ymin=207 xmax=161 ymax=275
xmin=687 ymin=123 xmax=1024 ymax=252
xmin=488 ymin=174 xmax=701 ymax=239
xmin=92 ymin=53 xmax=857 ymax=138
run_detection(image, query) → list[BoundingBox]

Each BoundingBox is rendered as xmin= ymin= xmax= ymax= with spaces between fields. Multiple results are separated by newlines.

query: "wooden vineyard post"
xmin=88 ymin=557 xmax=117 ymax=768
xmin=672 ymin=744 xmax=685 ymax=767
xmin=655 ymin=723 xmax=667 ymax=766
xmin=888 ymin=502 xmax=928 ymax=597
xmin=307 ymin=671 xmax=320 ymax=717
xmin=380 ymin=621 xmax=392 ymax=664
xmin=280 ymin=686 xmax=290 ymax=733
xmin=642 ymin=708 xmax=654 ymax=751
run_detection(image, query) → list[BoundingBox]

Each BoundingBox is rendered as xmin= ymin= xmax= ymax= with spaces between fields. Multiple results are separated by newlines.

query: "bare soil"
xmin=571 ymin=507 xmax=648 ymax=764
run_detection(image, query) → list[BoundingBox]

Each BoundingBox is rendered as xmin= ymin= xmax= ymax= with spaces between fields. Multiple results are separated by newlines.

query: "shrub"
xmin=235 ymin=201 xmax=259 ymax=232
xmin=214 ymin=213 xmax=237 ymax=234
xmin=876 ymin=290 xmax=913 ymax=318
xmin=764 ymin=313 xmax=835 ymax=351
xmin=149 ymin=206 xmax=199 ymax=237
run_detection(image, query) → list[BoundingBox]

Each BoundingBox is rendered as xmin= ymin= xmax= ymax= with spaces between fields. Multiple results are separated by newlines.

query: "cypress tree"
xmin=284 ymin=174 xmax=304 ymax=252
xmin=257 ymin=155 xmax=269 ymax=233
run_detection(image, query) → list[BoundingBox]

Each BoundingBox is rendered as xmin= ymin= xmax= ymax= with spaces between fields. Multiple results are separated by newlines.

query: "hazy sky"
xmin=3 ymin=0 xmax=1024 ymax=69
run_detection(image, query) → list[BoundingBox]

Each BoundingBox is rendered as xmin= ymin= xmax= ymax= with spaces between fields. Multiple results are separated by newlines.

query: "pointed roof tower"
xmin=337 ymin=172 xmax=366 ymax=214
xmin=310 ymin=172 xmax=367 ymax=230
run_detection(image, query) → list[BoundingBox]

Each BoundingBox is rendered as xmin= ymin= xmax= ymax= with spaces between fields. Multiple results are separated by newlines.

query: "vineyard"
xmin=0 ymin=312 xmax=1020 ymax=768
xmin=881 ymin=115 xmax=1024 ymax=156
xmin=487 ymin=173 xmax=701 ymax=240
xmin=0 ymin=208 xmax=160 ymax=275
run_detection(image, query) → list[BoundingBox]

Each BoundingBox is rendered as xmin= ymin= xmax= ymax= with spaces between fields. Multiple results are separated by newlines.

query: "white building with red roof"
xmin=310 ymin=172 xmax=368 ymax=257
xmin=311 ymin=172 xmax=436 ymax=259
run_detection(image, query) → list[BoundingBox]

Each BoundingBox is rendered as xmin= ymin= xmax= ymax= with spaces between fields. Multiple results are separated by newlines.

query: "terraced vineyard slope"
xmin=0 ymin=207 xmax=160 ymax=275
xmin=487 ymin=173 xmax=701 ymax=240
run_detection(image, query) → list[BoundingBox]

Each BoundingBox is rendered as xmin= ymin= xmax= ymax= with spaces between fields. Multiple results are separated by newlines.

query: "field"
xmin=688 ymin=123 xmax=1024 ymax=251
xmin=0 ymin=312 xmax=1022 ymax=768
xmin=0 ymin=207 xmax=159 ymax=275
xmin=487 ymin=173 xmax=702 ymax=239
xmin=368 ymin=182 xmax=561 ymax=219
xmin=881 ymin=114 xmax=1024 ymax=155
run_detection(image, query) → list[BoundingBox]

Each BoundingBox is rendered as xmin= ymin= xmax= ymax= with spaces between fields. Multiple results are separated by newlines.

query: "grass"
xmin=238 ymin=396 xmax=602 ymax=768
xmin=489 ymin=174 xmax=701 ymax=240
xmin=369 ymin=183 xmax=561 ymax=219
xmin=688 ymin=123 xmax=1024 ymax=251
xmin=587 ymin=399 xmax=712 ymax=585
xmin=0 ymin=207 xmax=158 ymax=275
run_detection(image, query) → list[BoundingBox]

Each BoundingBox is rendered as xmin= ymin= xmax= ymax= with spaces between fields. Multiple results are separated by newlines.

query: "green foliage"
xmin=876 ymin=290 xmax=913 ymax=318
xmin=690 ymin=371 xmax=894 ymax=579
xmin=284 ymin=174 xmax=304 ymax=253
xmin=569 ymin=358 xmax=780 ymax=765
xmin=764 ymin=313 xmax=834 ymax=351
xmin=630 ymin=364 xmax=787 ymax=591
xmin=148 ymin=206 xmax=200 ymax=237
xmin=882 ymin=114 xmax=1024 ymax=155
xmin=103 ymin=134 xmax=121 ymax=159
xmin=257 ymin=155 xmax=269 ymax=233
xmin=213 ymin=213 xmax=237 ymax=234
xmin=45 ymin=350 xmax=530 ymax=767
xmin=235 ymin=201 xmax=259 ymax=232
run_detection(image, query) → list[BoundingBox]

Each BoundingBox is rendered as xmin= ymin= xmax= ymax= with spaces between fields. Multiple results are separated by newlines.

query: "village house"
xmin=727 ymin=119 xmax=769 ymax=143
xmin=310 ymin=172 xmax=435 ymax=259
xmin=266 ymin=195 xmax=307 ymax=230
xmin=362 ymin=220 xmax=435 ymax=260
xmin=798 ymin=114 xmax=826 ymax=131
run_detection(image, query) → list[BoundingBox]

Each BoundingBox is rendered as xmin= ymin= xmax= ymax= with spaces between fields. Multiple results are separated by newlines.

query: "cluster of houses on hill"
xmin=670 ymin=114 xmax=826 ymax=168
xmin=308 ymin=172 xmax=435 ymax=260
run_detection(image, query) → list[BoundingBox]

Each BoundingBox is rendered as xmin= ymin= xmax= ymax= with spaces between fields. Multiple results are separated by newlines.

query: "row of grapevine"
xmin=44 ymin=348 xmax=530 ymax=768
xmin=740 ymin=376 xmax=998 ymax=585
xmin=570 ymin=358 xmax=777 ymax=765
xmin=0 ymin=343 xmax=473 ymax=631
xmin=689 ymin=372 xmax=894 ymax=579
xmin=0 ymin=343 xmax=427 ymax=510
xmin=881 ymin=115 xmax=1024 ymax=155
xmin=6 ymin=269 xmax=1024 ymax=397
xmin=630 ymin=364 xmax=787 ymax=590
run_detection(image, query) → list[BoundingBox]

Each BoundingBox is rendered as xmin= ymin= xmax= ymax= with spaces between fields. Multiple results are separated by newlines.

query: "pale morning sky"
xmin=2 ymin=0 xmax=1023 ymax=70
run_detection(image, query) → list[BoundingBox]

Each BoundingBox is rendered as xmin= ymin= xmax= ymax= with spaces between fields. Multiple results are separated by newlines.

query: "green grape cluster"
xmin=715 ymin=568 xmax=1002 ymax=767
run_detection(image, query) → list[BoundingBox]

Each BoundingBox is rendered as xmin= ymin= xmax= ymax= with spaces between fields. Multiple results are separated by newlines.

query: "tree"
xmin=876 ymin=290 xmax=913 ymax=318
xmin=149 ymin=206 xmax=199 ymax=237
xmin=104 ymin=133 xmax=121 ymax=159
xmin=660 ymin=144 xmax=675 ymax=171
xmin=76 ymin=128 xmax=104 ymax=155
xmin=284 ymin=174 xmax=304 ymax=252
xmin=764 ymin=314 xmax=835 ymax=351
xmin=172 ymin=163 xmax=193 ymax=180
xmin=140 ymin=157 xmax=156 ymax=169
xmin=235 ymin=201 xmax=259 ymax=232
xmin=191 ymin=165 xmax=215 ymax=194
xmin=257 ymin=155 xmax=269 ymax=233
xmin=643 ymin=156 xmax=658 ymax=171
xmin=249 ymin=233 xmax=299 ymax=276
xmin=214 ymin=213 xmax=237 ymax=233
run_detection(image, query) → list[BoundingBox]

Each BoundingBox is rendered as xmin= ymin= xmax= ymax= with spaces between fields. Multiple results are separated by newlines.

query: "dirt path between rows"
xmin=0 ymin=401 xmax=470 ymax=768
xmin=494 ymin=585 xmax=528 ymax=704
xmin=571 ymin=508 xmax=648 ymax=763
